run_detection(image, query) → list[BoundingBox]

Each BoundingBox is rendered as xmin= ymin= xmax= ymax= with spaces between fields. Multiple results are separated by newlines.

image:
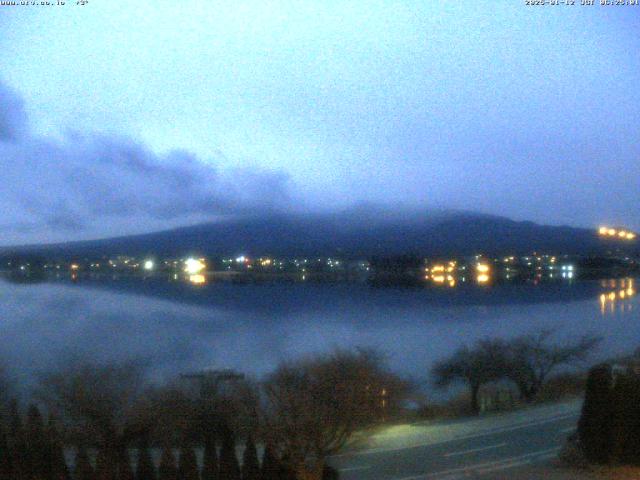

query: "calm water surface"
xmin=0 ymin=275 xmax=637 ymax=392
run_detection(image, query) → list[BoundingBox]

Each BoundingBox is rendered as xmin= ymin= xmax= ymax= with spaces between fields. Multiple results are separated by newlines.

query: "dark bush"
xmin=610 ymin=372 xmax=640 ymax=465
xmin=322 ymin=465 xmax=340 ymax=480
xmin=577 ymin=364 xmax=613 ymax=464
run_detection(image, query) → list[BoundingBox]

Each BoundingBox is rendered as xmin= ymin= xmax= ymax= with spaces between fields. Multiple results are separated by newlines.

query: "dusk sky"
xmin=1 ymin=1 xmax=639 ymax=245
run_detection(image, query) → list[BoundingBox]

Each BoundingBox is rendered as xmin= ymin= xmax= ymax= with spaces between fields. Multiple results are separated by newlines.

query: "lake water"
xmin=0 ymin=275 xmax=637 ymax=395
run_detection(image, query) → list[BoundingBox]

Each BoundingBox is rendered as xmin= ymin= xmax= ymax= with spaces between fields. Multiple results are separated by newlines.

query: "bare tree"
xmin=504 ymin=330 xmax=601 ymax=402
xmin=432 ymin=340 xmax=508 ymax=415
xmin=262 ymin=348 xmax=411 ymax=480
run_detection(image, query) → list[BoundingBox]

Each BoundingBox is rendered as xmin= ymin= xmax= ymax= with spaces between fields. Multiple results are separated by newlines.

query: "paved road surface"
xmin=329 ymin=400 xmax=581 ymax=480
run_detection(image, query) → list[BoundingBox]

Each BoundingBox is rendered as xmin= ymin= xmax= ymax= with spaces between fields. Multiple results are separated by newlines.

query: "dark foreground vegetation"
xmin=431 ymin=330 xmax=600 ymax=415
xmin=0 ymin=349 xmax=410 ymax=480
xmin=575 ymin=353 xmax=640 ymax=467
xmin=0 ymin=330 xmax=606 ymax=480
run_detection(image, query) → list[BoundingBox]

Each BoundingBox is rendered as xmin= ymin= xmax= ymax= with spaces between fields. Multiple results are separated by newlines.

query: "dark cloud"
xmin=0 ymin=81 xmax=27 ymax=142
xmin=0 ymin=80 xmax=292 ymax=244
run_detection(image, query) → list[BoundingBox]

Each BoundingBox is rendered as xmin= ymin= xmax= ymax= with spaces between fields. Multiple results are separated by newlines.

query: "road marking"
xmin=474 ymin=459 xmax=530 ymax=475
xmin=443 ymin=442 xmax=507 ymax=457
xmin=338 ymin=465 xmax=370 ymax=473
xmin=332 ymin=411 xmax=578 ymax=459
xmin=394 ymin=446 xmax=562 ymax=480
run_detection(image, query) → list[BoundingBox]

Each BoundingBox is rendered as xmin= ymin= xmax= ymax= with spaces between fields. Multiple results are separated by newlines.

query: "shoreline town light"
xmin=184 ymin=258 xmax=206 ymax=275
xmin=476 ymin=263 xmax=490 ymax=274
xmin=476 ymin=263 xmax=491 ymax=284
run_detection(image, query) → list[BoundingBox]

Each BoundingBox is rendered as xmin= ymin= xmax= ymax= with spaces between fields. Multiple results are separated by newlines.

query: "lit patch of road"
xmin=330 ymin=400 xmax=582 ymax=480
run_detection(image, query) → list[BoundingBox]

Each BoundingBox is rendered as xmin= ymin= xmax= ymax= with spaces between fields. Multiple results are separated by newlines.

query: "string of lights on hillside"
xmin=598 ymin=226 xmax=637 ymax=240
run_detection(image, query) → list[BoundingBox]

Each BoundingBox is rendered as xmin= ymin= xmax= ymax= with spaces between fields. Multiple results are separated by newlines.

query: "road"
xmin=328 ymin=400 xmax=582 ymax=480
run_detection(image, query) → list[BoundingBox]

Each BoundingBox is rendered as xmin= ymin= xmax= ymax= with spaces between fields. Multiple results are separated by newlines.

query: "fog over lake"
xmin=1 ymin=276 xmax=637 ymax=396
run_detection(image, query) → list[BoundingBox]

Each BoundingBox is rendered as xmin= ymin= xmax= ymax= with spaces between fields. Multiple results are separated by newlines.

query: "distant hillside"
xmin=1 ymin=210 xmax=615 ymax=259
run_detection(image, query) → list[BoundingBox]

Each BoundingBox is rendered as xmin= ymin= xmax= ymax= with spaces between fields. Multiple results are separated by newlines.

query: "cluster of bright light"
xmin=428 ymin=273 xmax=456 ymax=287
xmin=598 ymin=226 xmax=636 ymax=240
xmin=189 ymin=274 xmax=206 ymax=285
xmin=143 ymin=260 xmax=154 ymax=271
xmin=600 ymin=287 xmax=635 ymax=304
xmin=70 ymin=264 xmax=79 ymax=271
xmin=599 ymin=279 xmax=635 ymax=314
xmin=425 ymin=261 xmax=458 ymax=287
xmin=235 ymin=255 xmax=248 ymax=263
xmin=428 ymin=261 xmax=456 ymax=273
xmin=476 ymin=263 xmax=490 ymax=273
xmin=259 ymin=258 xmax=272 ymax=266
xmin=184 ymin=258 xmax=206 ymax=275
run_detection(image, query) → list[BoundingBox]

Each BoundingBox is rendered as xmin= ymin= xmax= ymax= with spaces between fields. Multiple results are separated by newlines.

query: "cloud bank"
xmin=0 ymin=80 xmax=292 ymax=245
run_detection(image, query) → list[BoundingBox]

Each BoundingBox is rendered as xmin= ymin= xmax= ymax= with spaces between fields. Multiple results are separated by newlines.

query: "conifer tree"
xmin=177 ymin=443 xmax=199 ymax=480
xmin=240 ymin=436 xmax=259 ymax=480
xmin=9 ymin=400 xmax=27 ymax=480
xmin=46 ymin=415 xmax=70 ymax=480
xmin=157 ymin=447 xmax=177 ymax=480
xmin=201 ymin=435 xmax=218 ymax=480
xmin=259 ymin=446 xmax=279 ymax=480
xmin=135 ymin=437 xmax=156 ymax=480
xmin=25 ymin=404 xmax=48 ymax=480
xmin=218 ymin=427 xmax=240 ymax=480
xmin=116 ymin=446 xmax=135 ymax=480
xmin=0 ymin=413 xmax=13 ymax=480
xmin=277 ymin=455 xmax=296 ymax=480
xmin=74 ymin=446 xmax=95 ymax=480
xmin=578 ymin=363 xmax=613 ymax=464
xmin=95 ymin=447 xmax=118 ymax=480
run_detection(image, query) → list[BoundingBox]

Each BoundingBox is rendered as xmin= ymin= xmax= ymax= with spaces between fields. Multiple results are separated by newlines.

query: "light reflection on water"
xmin=599 ymin=278 xmax=635 ymax=315
xmin=0 ymin=276 xmax=638 ymax=393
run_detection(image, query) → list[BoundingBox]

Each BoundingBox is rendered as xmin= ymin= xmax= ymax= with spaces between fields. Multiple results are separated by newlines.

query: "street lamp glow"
xmin=144 ymin=260 xmax=154 ymax=271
